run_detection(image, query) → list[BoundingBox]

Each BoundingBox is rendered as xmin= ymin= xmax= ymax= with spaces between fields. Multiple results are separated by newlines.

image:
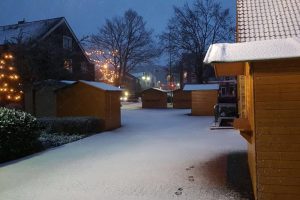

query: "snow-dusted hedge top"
xmin=0 ymin=107 xmax=41 ymax=162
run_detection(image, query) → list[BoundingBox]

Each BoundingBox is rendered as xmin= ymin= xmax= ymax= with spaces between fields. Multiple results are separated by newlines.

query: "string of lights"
xmin=86 ymin=50 xmax=119 ymax=84
xmin=0 ymin=53 xmax=23 ymax=104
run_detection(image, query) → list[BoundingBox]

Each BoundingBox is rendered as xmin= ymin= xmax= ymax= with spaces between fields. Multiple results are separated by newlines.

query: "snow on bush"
xmin=38 ymin=117 xmax=103 ymax=135
xmin=0 ymin=108 xmax=42 ymax=162
xmin=39 ymin=132 xmax=85 ymax=148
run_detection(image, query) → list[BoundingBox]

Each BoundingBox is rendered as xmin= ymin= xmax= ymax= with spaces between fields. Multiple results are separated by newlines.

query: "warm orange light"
xmin=15 ymin=95 xmax=21 ymax=100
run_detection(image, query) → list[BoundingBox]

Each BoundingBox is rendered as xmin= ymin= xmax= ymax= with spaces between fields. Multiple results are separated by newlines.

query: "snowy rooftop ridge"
xmin=143 ymin=88 xmax=169 ymax=93
xmin=237 ymin=0 xmax=300 ymax=42
xmin=0 ymin=17 xmax=63 ymax=45
xmin=183 ymin=84 xmax=219 ymax=91
xmin=79 ymin=80 xmax=122 ymax=91
xmin=204 ymin=37 xmax=300 ymax=63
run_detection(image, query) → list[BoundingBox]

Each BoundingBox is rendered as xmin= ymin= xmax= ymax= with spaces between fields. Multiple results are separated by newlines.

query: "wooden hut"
xmin=142 ymin=88 xmax=167 ymax=108
xmin=56 ymin=80 xmax=122 ymax=131
xmin=173 ymin=89 xmax=191 ymax=109
xmin=183 ymin=84 xmax=219 ymax=116
xmin=24 ymin=80 xmax=75 ymax=117
xmin=204 ymin=37 xmax=300 ymax=200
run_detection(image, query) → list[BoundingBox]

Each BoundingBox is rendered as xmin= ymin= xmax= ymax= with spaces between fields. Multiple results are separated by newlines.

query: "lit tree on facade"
xmin=0 ymin=52 xmax=23 ymax=106
xmin=86 ymin=49 xmax=119 ymax=85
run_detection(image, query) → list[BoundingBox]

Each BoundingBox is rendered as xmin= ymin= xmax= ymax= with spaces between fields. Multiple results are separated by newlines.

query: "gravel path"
xmin=0 ymin=108 xmax=253 ymax=200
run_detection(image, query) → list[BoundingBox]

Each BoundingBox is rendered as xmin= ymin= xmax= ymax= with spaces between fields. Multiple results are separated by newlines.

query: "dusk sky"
xmin=0 ymin=0 xmax=236 ymax=38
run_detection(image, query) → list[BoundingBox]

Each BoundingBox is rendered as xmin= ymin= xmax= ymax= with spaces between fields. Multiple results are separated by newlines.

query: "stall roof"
xmin=183 ymin=84 xmax=219 ymax=91
xmin=204 ymin=37 xmax=300 ymax=64
xmin=143 ymin=88 xmax=169 ymax=93
xmin=79 ymin=80 xmax=122 ymax=91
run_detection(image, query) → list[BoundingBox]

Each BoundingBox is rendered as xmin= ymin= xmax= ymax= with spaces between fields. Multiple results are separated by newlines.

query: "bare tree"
xmin=160 ymin=0 xmax=235 ymax=83
xmin=89 ymin=9 xmax=159 ymax=86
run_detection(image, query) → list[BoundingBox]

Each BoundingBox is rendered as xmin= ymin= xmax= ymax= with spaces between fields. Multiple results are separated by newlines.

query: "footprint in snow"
xmin=188 ymin=176 xmax=195 ymax=182
xmin=185 ymin=166 xmax=195 ymax=171
xmin=175 ymin=188 xmax=183 ymax=195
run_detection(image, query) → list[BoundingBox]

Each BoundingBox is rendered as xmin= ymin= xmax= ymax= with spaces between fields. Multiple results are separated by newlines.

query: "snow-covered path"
xmin=0 ymin=109 xmax=251 ymax=200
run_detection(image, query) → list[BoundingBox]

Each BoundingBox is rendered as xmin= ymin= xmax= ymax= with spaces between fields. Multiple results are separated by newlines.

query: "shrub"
xmin=39 ymin=132 xmax=85 ymax=148
xmin=0 ymin=108 xmax=42 ymax=162
xmin=38 ymin=117 xmax=103 ymax=135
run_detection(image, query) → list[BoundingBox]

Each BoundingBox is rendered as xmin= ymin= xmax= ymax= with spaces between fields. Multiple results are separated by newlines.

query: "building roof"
xmin=79 ymin=80 xmax=122 ymax=91
xmin=60 ymin=80 xmax=76 ymax=85
xmin=0 ymin=17 xmax=63 ymax=45
xmin=143 ymin=88 xmax=168 ymax=93
xmin=0 ymin=17 xmax=91 ymax=62
xmin=183 ymin=84 xmax=219 ymax=91
xmin=237 ymin=0 xmax=300 ymax=42
xmin=204 ymin=37 xmax=300 ymax=63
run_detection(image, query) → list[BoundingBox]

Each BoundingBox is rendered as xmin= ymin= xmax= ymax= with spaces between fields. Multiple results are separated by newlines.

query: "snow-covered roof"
xmin=204 ymin=37 xmax=300 ymax=63
xmin=143 ymin=88 xmax=168 ymax=93
xmin=60 ymin=80 xmax=76 ymax=85
xmin=237 ymin=0 xmax=300 ymax=42
xmin=183 ymin=84 xmax=219 ymax=91
xmin=0 ymin=18 xmax=63 ymax=45
xmin=79 ymin=80 xmax=122 ymax=91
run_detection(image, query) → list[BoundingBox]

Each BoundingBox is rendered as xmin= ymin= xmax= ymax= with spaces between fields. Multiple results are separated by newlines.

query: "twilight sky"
xmin=0 ymin=0 xmax=236 ymax=38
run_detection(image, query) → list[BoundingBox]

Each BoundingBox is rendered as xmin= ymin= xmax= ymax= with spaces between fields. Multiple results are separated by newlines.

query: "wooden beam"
xmin=214 ymin=62 xmax=245 ymax=77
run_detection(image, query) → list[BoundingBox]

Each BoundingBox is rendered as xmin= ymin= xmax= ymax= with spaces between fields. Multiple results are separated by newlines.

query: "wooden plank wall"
xmin=105 ymin=92 xmax=121 ymax=130
xmin=142 ymin=90 xmax=167 ymax=108
xmin=191 ymin=90 xmax=218 ymax=116
xmin=56 ymin=82 xmax=121 ymax=131
xmin=253 ymin=59 xmax=300 ymax=200
xmin=238 ymin=75 xmax=246 ymax=118
xmin=242 ymin=62 xmax=257 ymax=198
xmin=173 ymin=90 xmax=191 ymax=109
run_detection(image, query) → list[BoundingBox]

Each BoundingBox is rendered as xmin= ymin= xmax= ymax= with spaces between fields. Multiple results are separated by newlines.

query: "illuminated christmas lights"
xmin=0 ymin=52 xmax=23 ymax=104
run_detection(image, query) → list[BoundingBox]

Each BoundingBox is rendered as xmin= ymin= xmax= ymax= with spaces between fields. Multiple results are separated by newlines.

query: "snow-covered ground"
xmin=0 ymin=107 xmax=252 ymax=200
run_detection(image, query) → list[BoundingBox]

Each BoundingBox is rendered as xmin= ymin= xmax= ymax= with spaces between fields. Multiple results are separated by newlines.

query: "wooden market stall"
xmin=56 ymin=80 xmax=122 ymax=131
xmin=204 ymin=37 xmax=300 ymax=200
xmin=183 ymin=84 xmax=219 ymax=116
xmin=142 ymin=88 xmax=167 ymax=108
xmin=173 ymin=89 xmax=191 ymax=109
xmin=24 ymin=80 xmax=75 ymax=117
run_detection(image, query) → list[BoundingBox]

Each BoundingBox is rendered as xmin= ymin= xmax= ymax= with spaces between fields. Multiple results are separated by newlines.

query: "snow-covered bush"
xmin=0 ymin=108 xmax=42 ymax=162
xmin=38 ymin=117 xmax=103 ymax=135
xmin=39 ymin=132 xmax=85 ymax=148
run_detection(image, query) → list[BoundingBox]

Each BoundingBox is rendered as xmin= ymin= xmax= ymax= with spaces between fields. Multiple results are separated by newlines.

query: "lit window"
xmin=64 ymin=59 xmax=72 ymax=72
xmin=63 ymin=36 xmax=72 ymax=49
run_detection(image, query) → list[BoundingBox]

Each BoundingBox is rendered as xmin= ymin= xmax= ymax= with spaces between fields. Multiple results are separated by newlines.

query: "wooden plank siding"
xmin=240 ymin=62 xmax=257 ymax=198
xmin=56 ymin=82 xmax=121 ymax=131
xmin=191 ymin=90 xmax=218 ymax=116
xmin=142 ymin=89 xmax=167 ymax=109
xmin=252 ymin=59 xmax=300 ymax=200
xmin=173 ymin=89 xmax=191 ymax=109
xmin=238 ymin=75 xmax=246 ymax=118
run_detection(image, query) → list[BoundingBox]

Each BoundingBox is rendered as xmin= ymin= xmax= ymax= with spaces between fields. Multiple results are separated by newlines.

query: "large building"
xmin=0 ymin=17 xmax=95 ymax=81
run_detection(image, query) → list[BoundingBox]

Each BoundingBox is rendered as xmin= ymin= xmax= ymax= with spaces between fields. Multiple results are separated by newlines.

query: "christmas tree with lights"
xmin=0 ymin=52 xmax=23 ymax=106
